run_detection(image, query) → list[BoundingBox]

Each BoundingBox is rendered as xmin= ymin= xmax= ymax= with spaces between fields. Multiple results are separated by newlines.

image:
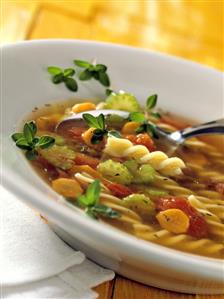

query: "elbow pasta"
xmin=104 ymin=137 xmax=185 ymax=176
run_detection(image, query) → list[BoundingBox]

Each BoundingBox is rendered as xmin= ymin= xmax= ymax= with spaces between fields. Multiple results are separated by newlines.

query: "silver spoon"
xmin=56 ymin=109 xmax=224 ymax=154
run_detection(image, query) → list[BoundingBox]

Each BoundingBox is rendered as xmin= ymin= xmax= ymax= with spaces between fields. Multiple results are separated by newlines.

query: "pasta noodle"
xmin=104 ymin=137 xmax=185 ymax=176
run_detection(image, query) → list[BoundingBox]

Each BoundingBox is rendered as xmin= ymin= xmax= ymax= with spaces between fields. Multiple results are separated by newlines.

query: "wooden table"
xmin=1 ymin=1 xmax=223 ymax=298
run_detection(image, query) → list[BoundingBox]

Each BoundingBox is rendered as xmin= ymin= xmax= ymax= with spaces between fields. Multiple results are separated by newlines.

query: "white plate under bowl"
xmin=1 ymin=40 xmax=224 ymax=294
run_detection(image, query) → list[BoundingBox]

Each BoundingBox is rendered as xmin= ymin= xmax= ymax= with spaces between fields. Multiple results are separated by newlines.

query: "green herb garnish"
xmin=82 ymin=113 xmax=121 ymax=144
xmin=146 ymin=94 xmax=157 ymax=110
xmin=47 ymin=66 xmax=78 ymax=92
xmin=136 ymin=122 xmax=159 ymax=139
xmin=74 ymin=59 xmax=110 ymax=87
xmin=11 ymin=121 xmax=55 ymax=160
xmin=78 ymin=180 xmax=120 ymax=219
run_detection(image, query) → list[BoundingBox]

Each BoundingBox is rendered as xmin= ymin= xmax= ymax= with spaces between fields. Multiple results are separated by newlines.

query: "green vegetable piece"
xmin=105 ymin=114 xmax=125 ymax=129
xmin=47 ymin=66 xmax=62 ymax=75
xmin=146 ymin=94 xmax=158 ymax=110
xmin=97 ymin=159 xmax=133 ymax=185
xmin=124 ymin=160 xmax=138 ymax=173
xmin=64 ymin=77 xmax=78 ymax=92
xmin=39 ymin=145 xmax=75 ymax=170
xmin=79 ymin=69 xmax=92 ymax=81
xmin=63 ymin=68 xmax=75 ymax=77
xmin=144 ymin=188 xmax=168 ymax=198
xmin=105 ymin=93 xmax=140 ymax=112
xmin=74 ymin=60 xmax=92 ymax=68
xmin=123 ymin=193 xmax=155 ymax=219
xmin=129 ymin=112 xmax=145 ymax=123
xmin=90 ymin=204 xmax=120 ymax=218
xmin=124 ymin=161 xmax=155 ymax=184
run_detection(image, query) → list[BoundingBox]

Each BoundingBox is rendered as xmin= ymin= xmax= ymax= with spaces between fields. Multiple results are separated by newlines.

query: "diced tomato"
xmin=68 ymin=127 xmax=86 ymax=142
xmin=125 ymin=133 xmax=155 ymax=151
xmin=105 ymin=182 xmax=132 ymax=198
xmin=74 ymin=153 xmax=100 ymax=169
xmin=156 ymin=196 xmax=208 ymax=238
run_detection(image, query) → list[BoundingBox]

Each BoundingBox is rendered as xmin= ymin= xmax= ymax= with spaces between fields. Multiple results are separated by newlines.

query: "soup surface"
xmin=13 ymin=93 xmax=224 ymax=259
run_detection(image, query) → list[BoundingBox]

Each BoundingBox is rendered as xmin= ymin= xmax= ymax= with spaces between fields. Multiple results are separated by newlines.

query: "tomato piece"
xmin=68 ymin=127 xmax=86 ymax=141
xmin=125 ymin=133 xmax=155 ymax=151
xmin=105 ymin=182 xmax=132 ymax=198
xmin=74 ymin=153 xmax=100 ymax=169
xmin=156 ymin=196 xmax=208 ymax=238
xmin=35 ymin=156 xmax=59 ymax=180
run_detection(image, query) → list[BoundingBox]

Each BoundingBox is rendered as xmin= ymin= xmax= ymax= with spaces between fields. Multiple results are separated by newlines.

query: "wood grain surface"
xmin=1 ymin=1 xmax=223 ymax=298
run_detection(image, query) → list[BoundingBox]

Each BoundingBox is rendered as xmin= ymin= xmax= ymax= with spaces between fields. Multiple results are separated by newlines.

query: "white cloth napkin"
xmin=0 ymin=186 xmax=114 ymax=298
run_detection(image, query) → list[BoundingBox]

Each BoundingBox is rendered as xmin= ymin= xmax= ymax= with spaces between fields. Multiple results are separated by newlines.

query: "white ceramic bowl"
xmin=2 ymin=40 xmax=224 ymax=294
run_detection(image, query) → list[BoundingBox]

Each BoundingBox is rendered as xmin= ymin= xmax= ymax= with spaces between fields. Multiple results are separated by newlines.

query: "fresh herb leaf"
xmin=77 ymin=180 xmax=120 ymax=219
xmin=74 ymin=60 xmax=92 ymax=68
xmin=82 ymin=113 xmax=105 ymax=130
xmin=105 ymin=88 xmax=113 ymax=96
xmin=11 ymin=121 xmax=55 ymax=160
xmin=52 ymin=73 xmax=64 ymax=84
xmin=37 ymin=136 xmax=55 ymax=149
xmin=98 ymin=71 xmax=110 ymax=87
xmin=150 ymin=111 xmax=161 ymax=119
xmin=63 ymin=68 xmax=75 ymax=77
xmin=95 ymin=64 xmax=107 ymax=72
xmin=23 ymin=122 xmax=35 ymax=143
xmin=11 ymin=132 xmax=24 ymax=142
xmin=91 ymin=129 xmax=105 ymax=144
xmin=136 ymin=122 xmax=159 ymax=139
xmin=146 ymin=94 xmax=158 ymax=110
xmin=97 ymin=114 xmax=105 ymax=130
xmin=108 ymin=130 xmax=121 ymax=138
xmin=78 ymin=180 xmax=100 ymax=207
xmin=79 ymin=69 xmax=92 ymax=81
xmin=146 ymin=123 xmax=159 ymax=139
xmin=91 ymin=204 xmax=120 ymax=218
xmin=129 ymin=112 xmax=145 ymax=123
xmin=83 ymin=113 xmax=101 ymax=128
xmin=25 ymin=149 xmax=38 ymax=160
xmin=86 ymin=180 xmax=101 ymax=205
xmin=16 ymin=138 xmax=32 ymax=150
xmin=64 ymin=77 xmax=78 ymax=92
xmin=47 ymin=66 xmax=62 ymax=75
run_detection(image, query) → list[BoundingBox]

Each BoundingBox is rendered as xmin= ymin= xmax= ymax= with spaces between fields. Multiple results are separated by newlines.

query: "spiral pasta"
xmin=104 ymin=137 xmax=185 ymax=176
xmin=70 ymin=172 xmax=224 ymax=259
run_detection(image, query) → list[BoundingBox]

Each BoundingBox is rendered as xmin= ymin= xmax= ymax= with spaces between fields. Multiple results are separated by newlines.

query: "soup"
xmin=12 ymin=92 xmax=224 ymax=259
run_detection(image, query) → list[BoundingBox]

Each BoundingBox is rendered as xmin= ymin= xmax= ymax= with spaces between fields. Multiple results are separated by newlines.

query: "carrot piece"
xmin=52 ymin=178 xmax=83 ymax=198
xmin=121 ymin=121 xmax=139 ymax=134
xmin=156 ymin=208 xmax=190 ymax=234
xmin=72 ymin=102 xmax=96 ymax=113
xmin=74 ymin=153 xmax=100 ymax=168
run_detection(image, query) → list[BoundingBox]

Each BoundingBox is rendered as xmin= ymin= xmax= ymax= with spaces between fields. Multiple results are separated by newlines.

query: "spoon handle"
xmin=170 ymin=118 xmax=224 ymax=143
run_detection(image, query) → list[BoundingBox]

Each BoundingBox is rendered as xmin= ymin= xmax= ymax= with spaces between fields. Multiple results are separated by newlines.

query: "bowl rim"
xmin=2 ymin=39 xmax=224 ymax=282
